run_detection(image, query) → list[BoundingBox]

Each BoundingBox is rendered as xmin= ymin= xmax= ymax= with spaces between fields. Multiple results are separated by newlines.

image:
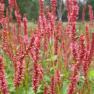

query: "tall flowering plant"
xmin=0 ymin=0 xmax=94 ymax=94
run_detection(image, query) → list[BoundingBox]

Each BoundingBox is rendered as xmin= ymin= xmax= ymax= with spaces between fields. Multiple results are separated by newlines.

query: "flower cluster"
xmin=23 ymin=16 xmax=28 ymax=44
xmin=39 ymin=0 xmax=44 ymax=16
xmin=8 ymin=0 xmax=16 ymax=8
xmin=0 ymin=1 xmax=5 ymax=25
xmin=83 ymin=33 xmax=94 ymax=77
xmin=15 ymin=10 xmax=21 ymax=26
xmin=32 ymin=63 xmax=43 ymax=93
xmin=82 ymin=5 xmax=86 ymax=22
xmin=14 ymin=60 xmax=26 ymax=87
xmin=51 ymin=0 xmax=57 ymax=16
xmin=88 ymin=5 xmax=93 ymax=22
xmin=0 ymin=56 xmax=9 ymax=94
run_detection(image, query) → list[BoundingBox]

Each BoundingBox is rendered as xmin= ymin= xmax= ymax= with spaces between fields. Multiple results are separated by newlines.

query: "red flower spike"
xmin=85 ymin=24 xmax=90 ymax=50
xmin=79 ymin=35 xmax=85 ymax=62
xmin=32 ymin=63 xmax=43 ymax=93
xmin=8 ymin=0 xmax=16 ymax=8
xmin=82 ymin=5 xmax=86 ymax=22
xmin=54 ymin=70 xmax=61 ymax=85
xmin=83 ymin=33 xmax=94 ymax=77
xmin=0 ymin=56 xmax=10 ymax=94
xmin=88 ymin=5 xmax=93 ymax=22
xmin=14 ymin=60 xmax=25 ymax=87
xmin=23 ymin=16 xmax=28 ymax=44
xmin=49 ymin=77 xmax=56 ymax=94
xmin=44 ymin=86 xmax=49 ymax=94
xmin=39 ymin=0 xmax=44 ymax=16
xmin=51 ymin=0 xmax=57 ymax=16
xmin=0 ymin=1 xmax=5 ymax=25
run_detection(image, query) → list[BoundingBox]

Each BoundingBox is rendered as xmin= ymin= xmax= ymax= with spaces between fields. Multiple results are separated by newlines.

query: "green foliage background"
xmin=17 ymin=0 xmax=39 ymax=20
xmin=4 ymin=0 xmax=94 ymax=21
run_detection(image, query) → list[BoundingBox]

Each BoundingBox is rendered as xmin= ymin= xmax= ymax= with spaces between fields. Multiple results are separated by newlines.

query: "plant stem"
xmin=16 ymin=87 xmax=19 ymax=94
xmin=25 ymin=58 xmax=29 ymax=94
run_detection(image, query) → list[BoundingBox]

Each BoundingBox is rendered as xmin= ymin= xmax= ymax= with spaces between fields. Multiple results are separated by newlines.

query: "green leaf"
xmin=29 ymin=88 xmax=35 ymax=94
xmin=46 ymin=55 xmax=57 ymax=62
xmin=37 ymin=85 xmax=43 ymax=94
xmin=10 ymin=87 xmax=15 ymax=92
xmin=50 ymin=67 xmax=54 ymax=74
xmin=88 ymin=69 xmax=94 ymax=80
xmin=44 ymin=75 xmax=50 ymax=83
xmin=61 ymin=82 xmax=68 ymax=94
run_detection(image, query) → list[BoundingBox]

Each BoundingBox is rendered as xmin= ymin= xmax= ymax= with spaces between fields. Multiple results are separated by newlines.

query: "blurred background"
xmin=4 ymin=0 xmax=94 ymax=21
